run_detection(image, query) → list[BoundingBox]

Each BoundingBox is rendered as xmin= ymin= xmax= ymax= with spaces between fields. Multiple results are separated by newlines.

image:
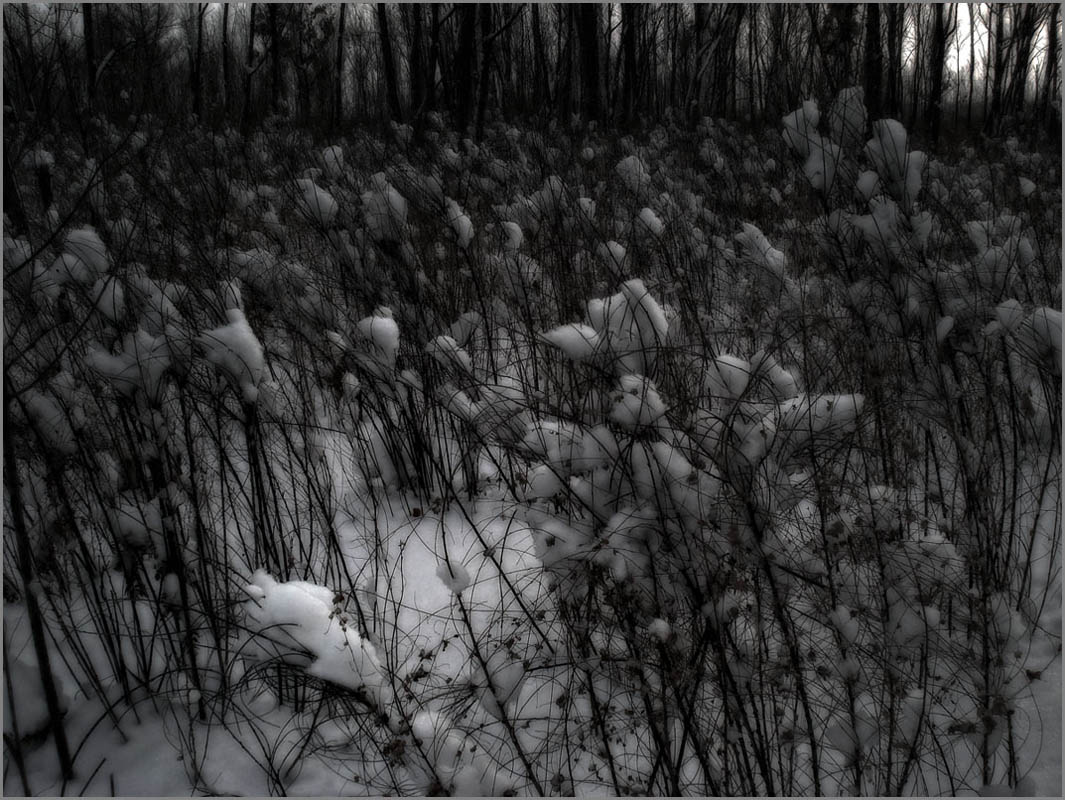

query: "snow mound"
xmin=294 ymin=178 xmax=338 ymax=228
xmin=243 ymin=571 xmax=390 ymax=709
xmin=196 ymin=308 xmax=266 ymax=403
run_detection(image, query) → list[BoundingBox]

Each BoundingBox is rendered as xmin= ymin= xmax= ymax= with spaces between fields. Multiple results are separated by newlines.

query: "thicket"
xmin=3 ymin=89 xmax=1061 ymax=795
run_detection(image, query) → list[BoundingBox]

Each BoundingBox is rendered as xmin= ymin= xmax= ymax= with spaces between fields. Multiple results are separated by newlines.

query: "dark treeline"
xmin=3 ymin=3 xmax=1061 ymax=144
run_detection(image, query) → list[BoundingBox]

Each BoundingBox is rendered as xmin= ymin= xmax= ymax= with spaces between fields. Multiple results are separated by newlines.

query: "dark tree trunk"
xmin=427 ymin=3 xmax=441 ymax=111
xmin=531 ymin=3 xmax=550 ymax=108
xmin=686 ymin=4 xmax=708 ymax=124
xmin=556 ymin=5 xmax=576 ymax=120
xmin=83 ymin=2 xmax=96 ymax=111
xmin=474 ymin=4 xmax=493 ymax=139
xmin=241 ymin=3 xmax=256 ymax=134
xmin=269 ymin=3 xmax=281 ymax=115
xmin=376 ymin=3 xmax=402 ymax=121
xmin=222 ymin=3 xmax=231 ymax=119
xmin=967 ymin=3 xmax=976 ymax=124
xmin=987 ymin=4 xmax=1006 ymax=133
xmin=863 ymin=3 xmax=882 ymax=120
xmin=191 ymin=4 xmax=205 ymax=118
xmin=577 ymin=3 xmax=601 ymax=121
xmin=454 ymin=3 xmax=478 ymax=131
xmin=621 ymin=2 xmax=639 ymax=123
xmin=334 ymin=3 xmax=346 ymax=126
xmin=1004 ymin=4 xmax=1040 ymax=119
xmin=909 ymin=5 xmax=923 ymax=128
xmin=822 ymin=3 xmax=856 ymax=98
xmin=402 ymin=4 xmax=425 ymax=120
xmin=927 ymin=3 xmax=947 ymax=145
xmin=1044 ymin=3 xmax=1060 ymax=136
xmin=885 ymin=4 xmax=904 ymax=116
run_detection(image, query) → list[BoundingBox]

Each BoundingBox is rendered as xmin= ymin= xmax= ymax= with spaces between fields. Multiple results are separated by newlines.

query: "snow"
xmin=445 ymin=197 xmax=474 ymax=249
xmin=616 ymin=154 xmax=650 ymax=193
xmin=435 ymin=558 xmax=472 ymax=595
xmin=539 ymin=322 xmax=601 ymax=361
xmin=195 ymin=308 xmax=266 ymax=403
xmin=355 ymin=307 xmax=400 ymax=369
xmin=781 ymin=99 xmax=820 ymax=157
xmin=294 ymin=177 xmax=338 ymax=227
xmin=243 ymin=570 xmax=390 ymax=707
xmin=321 ymin=144 xmax=344 ymax=179
xmin=4 ymin=111 xmax=1060 ymax=800
xmin=85 ymin=328 xmax=172 ymax=402
xmin=637 ymin=206 xmax=664 ymax=236
xmin=63 ymin=226 xmax=109 ymax=277
xmin=609 ymin=374 xmax=668 ymax=431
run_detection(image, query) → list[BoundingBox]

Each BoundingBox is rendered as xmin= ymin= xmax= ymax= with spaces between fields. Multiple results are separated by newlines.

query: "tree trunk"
xmin=427 ymin=3 xmax=441 ymax=111
xmin=334 ymin=3 xmax=346 ymax=126
xmin=376 ymin=3 xmax=402 ymax=121
xmin=474 ymin=4 xmax=493 ymax=138
xmin=402 ymin=4 xmax=424 ymax=121
xmin=967 ymin=3 xmax=976 ymax=124
xmin=531 ymin=3 xmax=550 ymax=108
xmin=863 ymin=3 xmax=882 ymax=120
xmin=927 ymin=3 xmax=947 ymax=145
xmin=83 ymin=2 xmax=96 ymax=111
xmin=269 ymin=3 xmax=281 ymax=115
xmin=578 ymin=3 xmax=601 ymax=121
xmin=885 ymin=4 xmax=904 ymax=116
xmin=241 ymin=3 xmax=256 ymax=134
xmin=987 ymin=4 xmax=1006 ymax=133
xmin=191 ymin=4 xmax=205 ymax=118
xmin=1044 ymin=3 xmax=1060 ymax=136
xmin=909 ymin=5 xmax=923 ymax=129
xmin=1004 ymin=4 xmax=1040 ymax=119
xmin=222 ymin=3 xmax=231 ymax=119
xmin=621 ymin=2 xmax=638 ymax=123
xmin=555 ymin=4 xmax=575 ymax=119
xmin=454 ymin=3 xmax=478 ymax=131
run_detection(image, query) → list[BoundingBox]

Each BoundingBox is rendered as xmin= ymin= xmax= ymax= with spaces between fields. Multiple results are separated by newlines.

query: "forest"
xmin=3 ymin=3 xmax=1062 ymax=798
xmin=2 ymin=4 xmax=1062 ymax=144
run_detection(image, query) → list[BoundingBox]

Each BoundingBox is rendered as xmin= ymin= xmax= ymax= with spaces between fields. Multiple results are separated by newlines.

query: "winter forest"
xmin=2 ymin=2 xmax=1062 ymax=797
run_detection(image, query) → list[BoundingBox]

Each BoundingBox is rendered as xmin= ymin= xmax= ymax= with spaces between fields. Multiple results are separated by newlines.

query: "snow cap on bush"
xmin=610 ymin=374 xmax=668 ymax=431
xmin=828 ymin=86 xmax=867 ymax=150
xmin=782 ymin=100 xmax=820 ymax=158
xmin=244 ymin=571 xmax=390 ymax=709
xmin=64 ymin=226 xmax=110 ymax=277
xmin=196 ymin=308 xmax=266 ymax=403
xmin=616 ymin=154 xmax=650 ymax=193
xmin=355 ymin=307 xmax=400 ymax=372
xmin=294 ymin=177 xmax=338 ymax=227
xmin=86 ymin=329 xmax=172 ymax=402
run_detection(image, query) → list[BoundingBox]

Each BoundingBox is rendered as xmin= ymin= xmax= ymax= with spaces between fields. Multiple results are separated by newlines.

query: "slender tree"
xmin=620 ymin=2 xmax=638 ymax=123
xmin=927 ymin=3 xmax=956 ymax=146
xmin=269 ymin=3 xmax=281 ymax=115
xmin=885 ymin=4 xmax=904 ymax=116
xmin=241 ymin=3 xmax=257 ymax=133
xmin=83 ymin=2 xmax=96 ymax=111
xmin=190 ymin=3 xmax=206 ymax=118
xmin=221 ymin=3 xmax=231 ymax=119
xmin=987 ymin=3 xmax=1007 ymax=133
xmin=474 ymin=3 xmax=493 ymax=138
xmin=1043 ymin=3 xmax=1060 ymax=136
xmin=454 ymin=3 xmax=478 ymax=130
xmin=402 ymin=4 xmax=425 ymax=121
xmin=864 ymin=3 xmax=883 ymax=120
xmin=334 ymin=3 xmax=346 ymax=126
xmin=577 ymin=3 xmax=601 ymax=121
xmin=376 ymin=4 xmax=403 ymax=121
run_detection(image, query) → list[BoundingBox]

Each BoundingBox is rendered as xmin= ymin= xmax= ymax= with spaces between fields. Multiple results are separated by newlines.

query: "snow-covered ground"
xmin=4 ymin=93 xmax=1061 ymax=796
